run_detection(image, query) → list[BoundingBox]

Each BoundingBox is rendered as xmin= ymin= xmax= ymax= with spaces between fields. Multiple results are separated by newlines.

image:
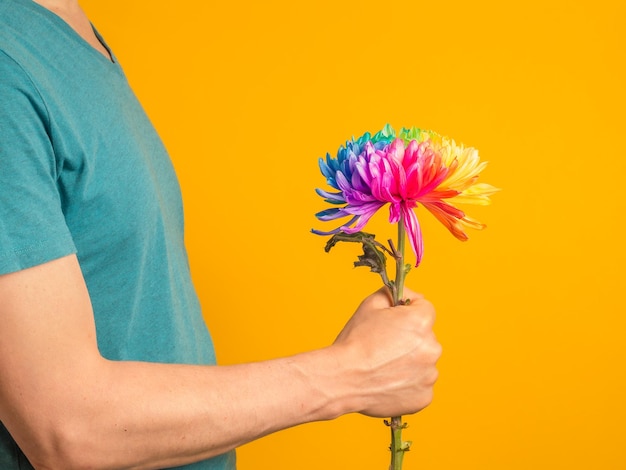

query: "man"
xmin=0 ymin=0 xmax=441 ymax=468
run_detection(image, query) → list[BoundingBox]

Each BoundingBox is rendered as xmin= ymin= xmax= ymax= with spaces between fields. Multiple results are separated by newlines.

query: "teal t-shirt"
xmin=0 ymin=0 xmax=235 ymax=468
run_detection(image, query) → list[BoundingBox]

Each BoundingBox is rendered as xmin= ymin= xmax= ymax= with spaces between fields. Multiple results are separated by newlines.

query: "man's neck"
xmin=31 ymin=0 xmax=113 ymax=61
xmin=32 ymin=0 xmax=81 ymax=16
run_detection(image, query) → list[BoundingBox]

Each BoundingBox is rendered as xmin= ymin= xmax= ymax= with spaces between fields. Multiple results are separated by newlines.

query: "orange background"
xmin=82 ymin=1 xmax=625 ymax=468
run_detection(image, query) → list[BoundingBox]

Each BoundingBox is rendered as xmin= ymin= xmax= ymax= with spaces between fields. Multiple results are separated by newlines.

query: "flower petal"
xmin=422 ymin=201 xmax=469 ymax=241
xmin=315 ymin=188 xmax=346 ymax=204
xmin=340 ymin=207 xmax=380 ymax=234
xmin=315 ymin=207 xmax=347 ymax=221
xmin=401 ymin=203 xmax=424 ymax=266
xmin=311 ymin=214 xmax=359 ymax=236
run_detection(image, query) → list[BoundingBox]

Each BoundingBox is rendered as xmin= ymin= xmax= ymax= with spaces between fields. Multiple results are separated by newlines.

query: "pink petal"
xmin=401 ymin=203 xmax=424 ymax=266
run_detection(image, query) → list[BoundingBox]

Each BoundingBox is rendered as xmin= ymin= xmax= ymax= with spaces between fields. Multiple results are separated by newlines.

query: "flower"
xmin=313 ymin=125 xmax=498 ymax=265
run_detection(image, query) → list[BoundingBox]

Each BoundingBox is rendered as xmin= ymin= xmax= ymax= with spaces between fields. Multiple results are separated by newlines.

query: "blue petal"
xmin=311 ymin=215 xmax=360 ymax=236
xmin=311 ymin=227 xmax=341 ymax=236
xmin=315 ymin=188 xmax=346 ymax=204
xmin=319 ymin=157 xmax=335 ymax=179
xmin=315 ymin=208 xmax=346 ymax=221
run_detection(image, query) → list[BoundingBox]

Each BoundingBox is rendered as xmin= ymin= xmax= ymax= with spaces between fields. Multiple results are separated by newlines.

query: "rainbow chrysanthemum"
xmin=312 ymin=124 xmax=499 ymax=265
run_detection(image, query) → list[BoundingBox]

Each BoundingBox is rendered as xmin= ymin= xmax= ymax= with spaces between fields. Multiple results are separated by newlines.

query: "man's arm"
xmin=0 ymin=254 xmax=440 ymax=470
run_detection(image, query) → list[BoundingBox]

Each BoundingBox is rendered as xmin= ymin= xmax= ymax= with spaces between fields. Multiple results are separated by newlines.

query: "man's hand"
xmin=331 ymin=287 xmax=441 ymax=418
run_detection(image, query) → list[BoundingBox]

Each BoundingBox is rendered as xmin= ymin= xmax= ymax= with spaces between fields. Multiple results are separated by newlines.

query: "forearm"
xmin=17 ymin=347 xmax=355 ymax=470
xmin=0 ymin=255 xmax=356 ymax=469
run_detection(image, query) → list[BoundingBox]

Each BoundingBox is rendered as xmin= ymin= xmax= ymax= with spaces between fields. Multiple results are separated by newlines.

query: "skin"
xmin=0 ymin=2 xmax=442 ymax=468
xmin=32 ymin=0 xmax=111 ymax=60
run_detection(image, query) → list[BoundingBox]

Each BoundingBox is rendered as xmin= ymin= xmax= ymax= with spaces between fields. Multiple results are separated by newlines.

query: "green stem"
xmin=394 ymin=222 xmax=406 ymax=306
xmin=389 ymin=222 xmax=410 ymax=470
xmin=389 ymin=416 xmax=408 ymax=470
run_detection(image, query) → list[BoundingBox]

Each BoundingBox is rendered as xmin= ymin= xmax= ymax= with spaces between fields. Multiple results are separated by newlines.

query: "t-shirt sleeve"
xmin=0 ymin=51 xmax=76 ymax=275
